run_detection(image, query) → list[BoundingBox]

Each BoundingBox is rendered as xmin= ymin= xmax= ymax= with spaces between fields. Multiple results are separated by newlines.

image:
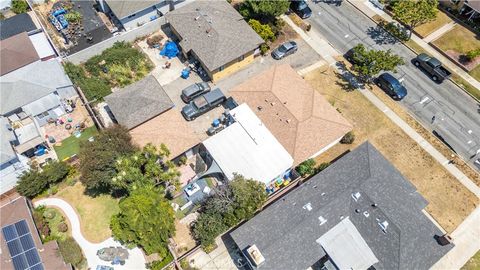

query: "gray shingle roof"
xmin=105 ymin=0 xmax=158 ymax=19
xmin=230 ymin=142 xmax=453 ymax=270
xmin=166 ymin=1 xmax=264 ymax=71
xmin=104 ymin=75 xmax=174 ymax=129
xmin=0 ymin=116 xmax=16 ymax=164
xmin=0 ymin=59 xmax=72 ymax=115
xmin=0 ymin=13 xmax=37 ymax=40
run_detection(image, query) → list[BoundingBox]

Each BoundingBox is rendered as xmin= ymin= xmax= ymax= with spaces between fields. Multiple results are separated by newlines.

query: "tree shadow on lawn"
xmin=366 ymin=25 xmax=399 ymax=45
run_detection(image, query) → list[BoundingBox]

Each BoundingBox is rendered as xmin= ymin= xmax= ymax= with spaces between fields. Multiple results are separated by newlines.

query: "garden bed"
xmin=64 ymin=42 xmax=154 ymax=102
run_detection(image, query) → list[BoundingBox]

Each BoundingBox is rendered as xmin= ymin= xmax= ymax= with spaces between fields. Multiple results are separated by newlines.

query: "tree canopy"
xmin=192 ymin=175 xmax=267 ymax=247
xmin=110 ymin=186 xmax=175 ymax=257
xmin=11 ymin=0 xmax=28 ymax=14
xmin=350 ymin=44 xmax=405 ymax=82
xmin=17 ymin=161 xmax=70 ymax=198
xmin=78 ymin=125 xmax=137 ymax=194
xmin=240 ymin=0 xmax=290 ymax=20
xmin=112 ymin=144 xmax=180 ymax=194
xmin=391 ymin=0 xmax=438 ymax=37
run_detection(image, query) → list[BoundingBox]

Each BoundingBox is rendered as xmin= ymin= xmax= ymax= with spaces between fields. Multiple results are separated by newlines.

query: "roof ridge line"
xmin=308 ymin=115 xmax=353 ymax=128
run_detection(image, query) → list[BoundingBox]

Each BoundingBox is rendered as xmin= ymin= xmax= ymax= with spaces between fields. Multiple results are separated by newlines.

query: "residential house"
xmin=440 ymin=0 xmax=480 ymax=20
xmin=230 ymin=142 xmax=453 ymax=270
xmin=1 ymin=196 xmax=71 ymax=270
xmin=98 ymin=0 xmax=189 ymax=31
xmin=0 ymin=13 xmax=37 ymax=41
xmin=231 ymin=64 xmax=352 ymax=165
xmin=0 ymin=34 xmax=76 ymax=195
xmin=104 ymin=75 xmax=200 ymax=159
xmin=166 ymin=1 xmax=264 ymax=82
xmin=201 ymin=103 xmax=294 ymax=186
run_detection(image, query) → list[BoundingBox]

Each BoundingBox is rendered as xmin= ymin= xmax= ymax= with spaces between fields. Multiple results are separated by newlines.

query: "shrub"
xmin=58 ymin=237 xmax=84 ymax=267
xmin=11 ymin=0 xmax=28 ymax=14
xmin=146 ymin=252 xmax=174 ymax=270
xmin=43 ymin=208 xmax=57 ymax=220
xmin=340 ymin=131 xmax=355 ymax=144
xmin=33 ymin=208 xmax=51 ymax=239
xmin=316 ymin=162 xmax=330 ymax=173
xmin=146 ymin=34 xmax=163 ymax=47
xmin=78 ymin=77 xmax=111 ymax=102
xmin=248 ymin=19 xmax=276 ymax=42
xmin=16 ymin=161 xmax=70 ymax=198
xmin=260 ymin=43 xmax=269 ymax=55
xmin=64 ymin=11 xmax=82 ymax=23
xmin=466 ymin=49 xmax=480 ymax=62
xmin=57 ymin=222 xmax=68 ymax=233
xmin=296 ymin=159 xmax=316 ymax=177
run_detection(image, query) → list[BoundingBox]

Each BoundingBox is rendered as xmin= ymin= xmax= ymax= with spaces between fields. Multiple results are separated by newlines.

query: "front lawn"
xmin=54 ymin=126 xmax=98 ymax=161
xmin=469 ymin=64 xmax=480 ymax=82
xmin=432 ymin=24 xmax=480 ymax=54
xmin=56 ymin=182 xmax=119 ymax=243
xmin=414 ymin=11 xmax=452 ymax=38
xmin=305 ymin=65 xmax=478 ymax=233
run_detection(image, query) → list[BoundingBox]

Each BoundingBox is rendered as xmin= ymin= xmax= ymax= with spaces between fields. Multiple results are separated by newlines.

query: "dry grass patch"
xmin=56 ymin=182 xmax=120 ymax=243
xmin=462 ymin=250 xmax=480 ymax=270
xmin=172 ymin=220 xmax=197 ymax=256
xmin=415 ymin=11 xmax=453 ymax=38
xmin=433 ymin=24 xmax=480 ymax=54
xmin=304 ymin=66 xmax=478 ymax=232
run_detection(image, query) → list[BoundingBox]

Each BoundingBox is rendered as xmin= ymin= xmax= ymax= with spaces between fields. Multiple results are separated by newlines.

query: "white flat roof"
xmin=203 ymin=103 xmax=293 ymax=184
xmin=318 ymin=217 xmax=379 ymax=270
xmin=28 ymin=32 xmax=55 ymax=59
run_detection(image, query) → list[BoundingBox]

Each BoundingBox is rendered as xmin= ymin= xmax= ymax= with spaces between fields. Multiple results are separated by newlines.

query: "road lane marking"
xmin=419 ymin=96 xmax=429 ymax=104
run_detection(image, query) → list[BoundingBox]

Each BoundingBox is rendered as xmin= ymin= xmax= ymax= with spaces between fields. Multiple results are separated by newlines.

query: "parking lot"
xmin=157 ymin=36 xmax=321 ymax=141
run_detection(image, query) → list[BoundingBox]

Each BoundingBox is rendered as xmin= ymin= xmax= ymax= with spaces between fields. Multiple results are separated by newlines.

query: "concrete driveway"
xmin=34 ymin=198 xmax=147 ymax=270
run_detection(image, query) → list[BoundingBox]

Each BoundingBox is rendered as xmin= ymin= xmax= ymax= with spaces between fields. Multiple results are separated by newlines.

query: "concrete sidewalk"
xmin=423 ymin=21 xmax=456 ymax=43
xmin=284 ymin=12 xmax=480 ymax=268
xmin=347 ymin=0 xmax=480 ymax=94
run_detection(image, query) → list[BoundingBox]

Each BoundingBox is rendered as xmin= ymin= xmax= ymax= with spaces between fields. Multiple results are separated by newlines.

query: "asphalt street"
xmin=306 ymin=1 xmax=480 ymax=168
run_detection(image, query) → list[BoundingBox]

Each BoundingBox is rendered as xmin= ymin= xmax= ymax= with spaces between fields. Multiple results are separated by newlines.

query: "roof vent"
xmin=355 ymin=209 xmax=360 ymax=213
xmin=378 ymin=220 xmax=389 ymax=233
xmin=318 ymin=216 xmax=327 ymax=225
xmin=257 ymin=106 xmax=263 ymax=111
xmin=321 ymin=192 xmax=326 ymax=196
xmin=371 ymin=203 xmax=378 ymax=208
xmin=303 ymin=202 xmax=312 ymax=211
xmin=363 ymin=211 xmax=370 ymax=218
xmin=351 ymin=192 xmax=361 ymax=201
xmin=246 ymin=245 xmax=265 ymax=266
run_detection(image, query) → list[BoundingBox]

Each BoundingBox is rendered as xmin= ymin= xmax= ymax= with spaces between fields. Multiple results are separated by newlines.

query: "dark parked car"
xmin=291 ymin=0 xmax=312 ymax=19
xmin=375 ymin=73 xmax=407 ymax=100
xmin=182 ymin=88 xmax=226 ymax=121
xmin=272 ymin=41 xmax=298 ymax=60
xmin=413 ymin=53 xmax=451 ymax=83
xmin=344 ymin=47 xmax=365 ymax=65
xmin=181 ymin=82 xmax=211 ymax=103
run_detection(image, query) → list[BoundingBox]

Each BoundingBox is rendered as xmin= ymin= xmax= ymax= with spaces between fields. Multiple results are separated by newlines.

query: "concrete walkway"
xmin=35 ymin=198 xmax=147 ymax=270
xmin=284 ymin=12 xmax=480 ymax=268
xmin=423 ymin=21 xmax=456 ymax=43
xmin=348 ymin=0 xmax=480 ymax=94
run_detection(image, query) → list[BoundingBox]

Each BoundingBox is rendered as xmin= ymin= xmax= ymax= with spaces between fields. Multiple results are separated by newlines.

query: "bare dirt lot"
xmin=304 ymin=66 xmax=479 ymax=233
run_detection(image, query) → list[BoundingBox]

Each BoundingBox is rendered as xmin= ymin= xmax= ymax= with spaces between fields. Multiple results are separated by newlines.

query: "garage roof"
xmin=202 ymin=103 xmax=293 ymax=184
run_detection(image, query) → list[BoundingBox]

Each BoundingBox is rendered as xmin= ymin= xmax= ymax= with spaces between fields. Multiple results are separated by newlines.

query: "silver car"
xmin=181 ymin=82 xmax=211 ymax=103
xmin=272 ymin=41 xmax=298 ymax=60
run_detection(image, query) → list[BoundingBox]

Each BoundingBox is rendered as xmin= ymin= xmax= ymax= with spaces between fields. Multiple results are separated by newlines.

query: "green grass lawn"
xmin=433 ymin=24 xmax=480 ymax=54
xmin=44 ymin=208 xmax=69 ymax=241
xmin=415 ymin=11 xmax=453 ymax=38
xmin=462 ymin=250 xmax=480 ymax=270
xmin=56 ymin=182 xmax=119 ymax=243
xmin=54 ymin=126 xmax=98 ymax=161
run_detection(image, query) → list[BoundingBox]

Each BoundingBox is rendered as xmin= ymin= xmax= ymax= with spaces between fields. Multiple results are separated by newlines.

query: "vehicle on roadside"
xmin=182 ymin=88 xmax=226 ymax=121
xmin=181 ymin=82 xmax=211 ymax=103
xmin=474 ymin=158 xmax=480 ymax=170
xmin=375 ymin=73 xmax=407 ymax=100
xmin=272 ymin=41 xmax=298 ymax=60
xmin=290 ymin=0 xmax=312 ymax=19
xmin=413 ymin=53 xmax=451 ymax=83
xmin=344 ymin=47 xmax=364 ymax=65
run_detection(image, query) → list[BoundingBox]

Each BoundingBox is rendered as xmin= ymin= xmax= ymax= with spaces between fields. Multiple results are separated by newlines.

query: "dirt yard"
xmin=172 ymin=219 xmax=197 ymax=256
xmin=304 ymin=66 xmax=478 ymax=233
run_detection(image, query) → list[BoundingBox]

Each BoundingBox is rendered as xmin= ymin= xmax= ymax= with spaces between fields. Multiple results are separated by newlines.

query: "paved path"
xmin=34 ymin=198 xmax=147 ymax=270
xmin=349 ymin=0 xmax=480 ymax=94
xmin=423 ymin=21 xmax=456 ymax=43
xmin=284 ymin=12 xmax=480 ymax=268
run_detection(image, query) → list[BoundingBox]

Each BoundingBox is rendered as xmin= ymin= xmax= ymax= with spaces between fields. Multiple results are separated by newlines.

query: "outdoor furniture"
xmin=185 ymin=183 xmax=200 ymax=197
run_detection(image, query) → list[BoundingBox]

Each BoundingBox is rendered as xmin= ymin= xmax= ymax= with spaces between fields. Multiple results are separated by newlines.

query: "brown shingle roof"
xmin=0 ymin=32 xmax=39 ymax=76
xmin=130 ymin=109 xmax=200 ymax=159
xmin=230 ymin=64 xmax=352 ymax=164
xmin=0 ymin=197 xmax=71 ymax=270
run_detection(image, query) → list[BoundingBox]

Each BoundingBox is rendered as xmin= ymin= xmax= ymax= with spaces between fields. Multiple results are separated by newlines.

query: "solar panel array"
xmin=2 ymin=220 xmax=44 ymax=270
